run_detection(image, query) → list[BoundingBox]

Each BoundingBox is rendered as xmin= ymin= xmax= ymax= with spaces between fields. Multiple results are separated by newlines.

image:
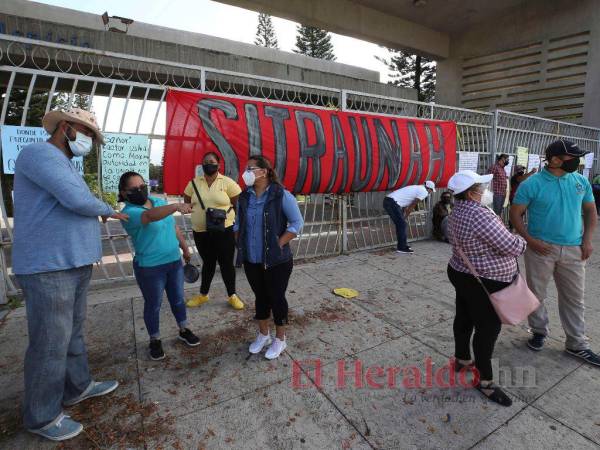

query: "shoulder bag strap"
xmin=454 ymin=245 xmax=492 ymax=297
xmin=191 ymin=179 xmax=206 ymax=210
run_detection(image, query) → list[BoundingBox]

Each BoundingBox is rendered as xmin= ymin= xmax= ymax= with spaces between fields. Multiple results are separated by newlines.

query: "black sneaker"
xmin=178 ymin=328 xmax=200 ymax=347
xmin=565 ymin=348 xmax=600 ymax=367
xmin=149 ymin=339 xmax=165 ymax=360
xmin=527 ymin=333 xmax=545 ymax=351
xmin=396 ymin=248 xmax=414 ymax=254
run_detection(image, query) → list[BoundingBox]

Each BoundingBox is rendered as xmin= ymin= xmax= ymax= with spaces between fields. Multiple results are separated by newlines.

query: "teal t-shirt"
xmin=513 ymin=168 xmax=594 ymax=246
xmin=121 ymin=197 xmax=181 ymax=267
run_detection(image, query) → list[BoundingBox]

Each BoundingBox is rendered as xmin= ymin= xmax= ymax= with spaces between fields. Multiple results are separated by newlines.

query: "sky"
xmin=31 ymin=0 xmax=394 ymax=163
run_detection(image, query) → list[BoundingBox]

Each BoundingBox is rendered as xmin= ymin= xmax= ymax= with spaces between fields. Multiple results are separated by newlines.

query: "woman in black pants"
xmin=447 ymin=170 xmax=526 ymax=406
xmin=235 ymin=156 xmax=304 ymax=360
xmin=183 ymin=152 xmax=245 ymax=310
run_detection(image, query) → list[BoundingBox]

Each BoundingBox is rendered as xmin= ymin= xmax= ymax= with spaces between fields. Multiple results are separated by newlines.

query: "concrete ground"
xmin=1 ymin=232 xmax=600 ymax=449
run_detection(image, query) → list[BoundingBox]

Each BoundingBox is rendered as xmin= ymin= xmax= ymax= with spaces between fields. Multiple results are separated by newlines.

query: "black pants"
xmin=244 ymin=259 xmax=293 ymax=326
xmin=193 ymin=227 xmax=236 ymax=296
xmin=447 ymin=265 xmax=510 ymax=381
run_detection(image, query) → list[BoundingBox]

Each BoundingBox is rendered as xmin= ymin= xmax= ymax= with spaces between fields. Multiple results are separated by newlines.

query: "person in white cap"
xmin=12 ymin=108 xmax=128 ymax=441
xmin=383 ymin=180 xmax=435 ymax=254
xmin=446 ymin=170 xmax=526 ymax=407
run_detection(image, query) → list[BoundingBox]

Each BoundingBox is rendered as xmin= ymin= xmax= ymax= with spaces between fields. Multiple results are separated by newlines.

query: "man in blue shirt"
xmin=511 ymin=140 xmax=599 ymax=366
xmin=13 ymin=108 xmax=128 ymax=441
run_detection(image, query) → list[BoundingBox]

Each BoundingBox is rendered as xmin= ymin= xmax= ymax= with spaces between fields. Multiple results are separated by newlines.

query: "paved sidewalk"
xmin=1 ymin=233 xmax=600 ymax=449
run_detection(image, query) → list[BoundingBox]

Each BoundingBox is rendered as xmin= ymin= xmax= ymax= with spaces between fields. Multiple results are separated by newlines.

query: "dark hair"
xmin=454 ymin=184 xmax=482 ymax=201
xmin=118 ymin=171 xmax=143 ymax=202
xmin=441 ymin=191 xmax=452 ymax=198
xmin=496 ymin=153 xmax=509 ymax=161
xmin=203 ymin=152 xmax=220 ymax=163
xmin=247 ymin=155 xmax=281 ymax=185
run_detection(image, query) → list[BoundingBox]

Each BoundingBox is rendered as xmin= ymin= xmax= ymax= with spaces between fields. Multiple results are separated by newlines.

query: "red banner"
xmin=164 ymin=91 xmax=457 ymax=194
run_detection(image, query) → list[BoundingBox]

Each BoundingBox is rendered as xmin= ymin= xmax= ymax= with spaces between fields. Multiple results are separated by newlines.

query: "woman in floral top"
xmin=447 ymin=170 xmax=527 ymax=407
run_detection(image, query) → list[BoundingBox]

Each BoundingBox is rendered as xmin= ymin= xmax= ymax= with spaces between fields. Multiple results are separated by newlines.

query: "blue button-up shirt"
xmin=234 ymin=186 xmax=304 ymax=264
xmin=12 ymin=142 xmax=114 ymax=275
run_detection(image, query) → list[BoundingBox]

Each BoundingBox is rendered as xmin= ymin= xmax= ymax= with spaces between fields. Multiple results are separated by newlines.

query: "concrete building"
xmin=218 ymin=0 xmax=600 ymax=127
xmin=0 ymin=0 xmax=416 ymax=100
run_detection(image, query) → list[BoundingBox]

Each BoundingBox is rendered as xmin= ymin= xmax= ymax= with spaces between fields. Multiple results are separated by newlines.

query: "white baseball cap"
xmin=448 ymin=170 xmax=493 ymax=195
xmin=425 ymin=180 xmax=436 ymax=192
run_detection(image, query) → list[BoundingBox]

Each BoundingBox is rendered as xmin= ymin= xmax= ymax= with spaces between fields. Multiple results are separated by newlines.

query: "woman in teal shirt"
xmin=119 ymin=171 xmax=200 ymax=360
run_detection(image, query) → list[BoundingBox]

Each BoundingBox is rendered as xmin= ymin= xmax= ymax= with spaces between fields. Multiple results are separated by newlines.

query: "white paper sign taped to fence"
xmin=516 ymin=146 xmax=529 ymax=168
xmin=458 ymin=152 xmax=479 ymax=172
xmin=1 ymin=125 xmax=83 ymax=175
xmin=101 ymin=133 xmax=149 ymax=193
xmin=527 ymin=154 xmax=541 ymax=173
xmin=584 ymin=152 xmax=594 ymax=169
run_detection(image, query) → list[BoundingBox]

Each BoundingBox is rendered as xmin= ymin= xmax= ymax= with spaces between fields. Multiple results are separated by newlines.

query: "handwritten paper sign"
xmin=1 ymin=125 xmax=83 ymax=174
xmin=584 ymin=152 xmax=594 ymax=169
xmin=516 ymin=146 xmax=529 ymax=168
xmin=101 ymin=133 xmax=149 ymax=193
xmin=583 ymin=168 xmax=590 ymax=179
xmin=504 ymin=155 xmax=514 ymax=176
xmin=527 ymin=154 xmax=541 ymax=173
xmin=458 ymin=152 xmax=479 ymax=172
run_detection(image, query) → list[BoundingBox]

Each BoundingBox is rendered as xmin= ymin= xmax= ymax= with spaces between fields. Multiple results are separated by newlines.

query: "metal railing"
xmin=0 ymin=34 xmax=599 ymax=300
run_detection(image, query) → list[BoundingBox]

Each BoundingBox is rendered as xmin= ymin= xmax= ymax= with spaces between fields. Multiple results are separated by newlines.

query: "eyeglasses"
xmin=245 ymin=167 xmax=261 ymax=171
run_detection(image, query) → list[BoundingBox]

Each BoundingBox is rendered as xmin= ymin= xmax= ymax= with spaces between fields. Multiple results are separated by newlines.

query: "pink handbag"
xmin=455 ymin=247 xmax=540 ymax=325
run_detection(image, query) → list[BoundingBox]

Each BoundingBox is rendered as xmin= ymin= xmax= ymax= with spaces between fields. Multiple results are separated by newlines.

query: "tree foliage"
xmin=293 ymin=25 xmax=336 ymax=60
xmin=254 ymin=13 xmax=278 ymax=49
xmin=376 ymin=49 xmax=436 ymax=102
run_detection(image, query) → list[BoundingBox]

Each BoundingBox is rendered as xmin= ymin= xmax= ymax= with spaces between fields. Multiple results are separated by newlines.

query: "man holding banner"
xmin=12 ymin=108 xmax=127 ymax=441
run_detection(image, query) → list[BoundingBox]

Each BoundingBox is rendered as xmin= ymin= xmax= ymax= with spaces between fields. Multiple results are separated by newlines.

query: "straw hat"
xmin=42 ymin=108 xmax=104 ymax=144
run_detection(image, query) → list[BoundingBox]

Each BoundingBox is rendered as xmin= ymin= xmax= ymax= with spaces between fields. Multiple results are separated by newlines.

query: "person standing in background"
xmin=487 ymin=154 xmax=509 ymax=217
xmin=592 ymin=172 xmax=600 ymax=216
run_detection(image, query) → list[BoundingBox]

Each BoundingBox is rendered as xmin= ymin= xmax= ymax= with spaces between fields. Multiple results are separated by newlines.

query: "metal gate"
xmin=0 ymin=34 xmax=599 ymax=300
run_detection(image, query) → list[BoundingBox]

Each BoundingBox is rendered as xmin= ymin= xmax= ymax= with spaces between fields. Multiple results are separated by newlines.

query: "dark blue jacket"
xmin=236 ymin=183 xmax=293 ymax=268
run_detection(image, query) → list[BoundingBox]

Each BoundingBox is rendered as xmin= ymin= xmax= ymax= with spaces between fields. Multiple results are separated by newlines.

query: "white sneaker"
xmin=249 ymin=332 xmax=272 ymax=354
xmin=265 ymin=337 xmax=287 ymax=360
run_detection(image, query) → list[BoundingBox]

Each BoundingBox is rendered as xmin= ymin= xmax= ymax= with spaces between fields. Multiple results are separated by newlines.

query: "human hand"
xmin=528 ymin=238 xmax=552 ymax=256
xmin=102 ymin=212 xmax=129 ymax=222
xmin=581 ymin=239 xmax=594 ymax=260
xmin=176 ymin=203 xmax=193 ymax=214
xmin=182 ymin=248 xmax=192 ymax=263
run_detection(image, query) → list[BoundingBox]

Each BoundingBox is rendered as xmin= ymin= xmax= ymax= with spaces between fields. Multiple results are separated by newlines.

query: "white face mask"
xmin=480 ymin=189 xmax=494 ymax=206
xmin=242 ymin=169 xmax=256 ymax=186
xmin=65 ymin=127 xmax=93 ymax=157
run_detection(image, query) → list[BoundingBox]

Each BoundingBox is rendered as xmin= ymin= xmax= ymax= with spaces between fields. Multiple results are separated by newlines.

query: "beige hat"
xmin=42 ymin=108 xmax=104 ymax=144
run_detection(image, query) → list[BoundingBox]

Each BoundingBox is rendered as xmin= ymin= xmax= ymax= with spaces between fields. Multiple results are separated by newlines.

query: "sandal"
xmin=475 ymin=382 xmax=513 ymax=407
xmin=453 ymin=359 xmax=474 ymax=373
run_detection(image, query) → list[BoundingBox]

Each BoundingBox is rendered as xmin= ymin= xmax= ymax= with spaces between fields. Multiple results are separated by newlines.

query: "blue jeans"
xmin=492 ymin=193 xmax=505 ymax=216
xmin=133 ymin=259 xmax=187 ymax=339
xmin=383 ymin=197 xmax=408 ymax=250
xmin=17 ymin=265 xmax=94 ymax=430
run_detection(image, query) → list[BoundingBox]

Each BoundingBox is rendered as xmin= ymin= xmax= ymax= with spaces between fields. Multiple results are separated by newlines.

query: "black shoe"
xmin=475 ymin=382 xmax=512 ymax=407
xmin=396 ymin=248 xmax=414 ymax=254
xmin=565 ymin=348 xmax=600 ymax=366
xmin=178 ymin=328 xmax=200 ymax=347
xmin=149 ymin=339 xmax=165 ymax=360
xmin=527 ymin=333 xmax=545 ymax=351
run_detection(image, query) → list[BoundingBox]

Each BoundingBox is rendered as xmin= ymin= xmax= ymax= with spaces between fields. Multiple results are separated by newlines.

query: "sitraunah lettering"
xmin=294 ymin=110 xmax=326 ymax=193
xmin=325 ymin=114 xmax=349 ymax=193
xmin=350 ymin=116 xmax=373 ymax=191
xmin=197 ymin=99 xmax=240 ymax=181
xmin=264 ymin=106 xmax=291 ymax=181
xmin=374 ymin=119 xmax=402 ymax=189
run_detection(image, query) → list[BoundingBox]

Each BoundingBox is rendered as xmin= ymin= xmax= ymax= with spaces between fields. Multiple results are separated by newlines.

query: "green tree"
xmin=293 ymin=25 xmax=336 ymax=60
xmin=149 ymin=162 xmax=163 ymax=192
xmin=254 ymin=13 xmax=278 ymax=49
xmin=376 ymin=49 xmax=436 ymax=102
